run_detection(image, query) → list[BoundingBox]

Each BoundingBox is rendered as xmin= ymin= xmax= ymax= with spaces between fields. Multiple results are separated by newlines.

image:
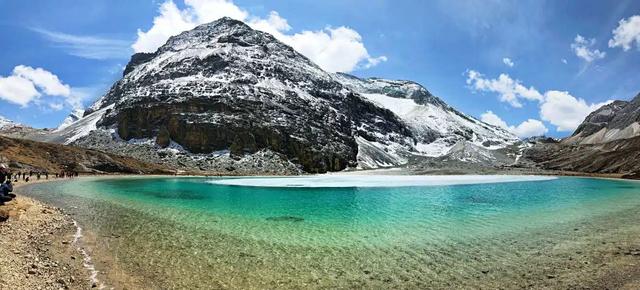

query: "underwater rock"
xmin=265 ymin=216 xmax=304 ymax=222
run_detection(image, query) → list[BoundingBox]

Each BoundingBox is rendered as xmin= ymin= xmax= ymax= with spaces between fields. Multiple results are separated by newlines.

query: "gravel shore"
xmin=0 ymin=180 xmax=94 ymax=290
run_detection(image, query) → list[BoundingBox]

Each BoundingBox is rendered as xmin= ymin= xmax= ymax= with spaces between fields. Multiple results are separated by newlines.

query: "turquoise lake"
xmin=20 ymin=176 xmax=640 ymax=289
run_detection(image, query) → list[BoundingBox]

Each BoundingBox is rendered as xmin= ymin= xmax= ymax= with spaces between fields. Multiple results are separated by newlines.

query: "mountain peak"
xmin=0 ymin=115 xmax=20 ymax=129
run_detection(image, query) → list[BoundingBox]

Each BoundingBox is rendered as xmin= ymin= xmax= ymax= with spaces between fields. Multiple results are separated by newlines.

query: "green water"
xmin=20 ymin=176 xmax=640 ymax=289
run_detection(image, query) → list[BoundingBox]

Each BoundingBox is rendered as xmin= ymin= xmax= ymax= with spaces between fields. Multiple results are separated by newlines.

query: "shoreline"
xmin=3 ymin=171 xmax=639 ymax=289
xmin=0 ymin=178 xmax=96 ymax=289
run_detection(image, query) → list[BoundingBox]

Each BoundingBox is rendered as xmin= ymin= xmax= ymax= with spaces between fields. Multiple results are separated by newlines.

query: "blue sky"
xmin=0 ymin=0 xmax=639 ymax=138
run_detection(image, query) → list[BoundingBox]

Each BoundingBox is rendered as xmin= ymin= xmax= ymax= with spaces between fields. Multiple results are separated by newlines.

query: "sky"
xmin=0 ymin=0 xmax=639 ymax=138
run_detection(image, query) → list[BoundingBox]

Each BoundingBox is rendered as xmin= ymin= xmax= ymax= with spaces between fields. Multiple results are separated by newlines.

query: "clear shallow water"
xmin=20 ymin=176 xmax=640 ymax=288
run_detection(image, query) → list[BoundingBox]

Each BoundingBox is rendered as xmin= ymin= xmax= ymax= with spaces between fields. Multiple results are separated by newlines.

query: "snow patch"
xmin=48 ymin=104 xmax=114 ymax=145
xmin=207 ymin=175 xmax=557 ymax=188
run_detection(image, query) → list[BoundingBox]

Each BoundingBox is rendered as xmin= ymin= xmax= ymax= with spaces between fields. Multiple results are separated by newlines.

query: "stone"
xmin=265 ymin=216 xmax=304 ymax=222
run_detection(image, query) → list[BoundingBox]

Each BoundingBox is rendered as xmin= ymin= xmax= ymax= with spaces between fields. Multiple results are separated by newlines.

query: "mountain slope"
xmin=333 ymin=73 xmax=519 ymax=156
xmin=0 ymin=135 xmax=171 ymax=174
xmin=56 ymin=108 xmax=85 ymax=131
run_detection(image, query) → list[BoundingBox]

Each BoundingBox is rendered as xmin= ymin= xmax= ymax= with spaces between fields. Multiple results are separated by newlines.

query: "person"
xmin=0 ymin=179 xmax=15 ymax=205
xmin=0 ymin=164 xmax=8 ymax=184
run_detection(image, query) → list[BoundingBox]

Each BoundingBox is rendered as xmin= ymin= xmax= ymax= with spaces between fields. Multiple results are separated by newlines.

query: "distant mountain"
xmin=24 ymin=17 xmax=519 ymax=174
xmin=333 ymin=73 xmax=518 ymax=158
xmin=523 ymin=92 xmax=640 ymax=177
xmin=564 ymin=94 xmax=640 ymax=144
xmin=0 ymin=115 xmax=20 ymax=129
xmin=56 ymin=108 xmax=85 ymax=131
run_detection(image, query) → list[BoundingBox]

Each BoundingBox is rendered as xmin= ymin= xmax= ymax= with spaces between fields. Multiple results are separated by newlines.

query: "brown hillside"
xmin=0 ymin=135 xmax=172 ymax=174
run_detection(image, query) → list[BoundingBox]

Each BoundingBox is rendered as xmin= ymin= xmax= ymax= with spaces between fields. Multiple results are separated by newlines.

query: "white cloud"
xmin=502 ymin=57 xmax=514 ymax=67
xmin=480 ymin=110 xmax=509 ymax=129
xmin=561 ymin=58 xmax=568 ymax=64
xmin=0 ymin=75 xmax=40 ymax=106
xmin=49 ymin=103 xmax=64 ymax=111
xmin=608 ymin=15 xmax=640 ymax=51
xmin=12 ymin=65 xmax=71 ymax=97
xmin=481 ymin=110 xmax=548 ymax=138
xmin=469 ymin=70 xmax=611 ymax=133
xmin=32 ymin=28 xmax=131 ymax=60
xmin=511 ymin=119 xmax=548 ymax=138
xmin=0 ymin=65 xmax=83 ymax=109
xmin=571 ymin=34 xmax=605 ymax=62
xmin=466 ymin=70 xmax=543 ymax=108
xmin=132 ymin=0 xmax=385 ymax=72
xmin=540 ymin=90 xmax=612 ymax=132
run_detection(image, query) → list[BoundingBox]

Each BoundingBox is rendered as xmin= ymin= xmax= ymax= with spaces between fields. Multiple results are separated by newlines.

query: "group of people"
xmin=0 ymin=164 xmax=80 ymax=206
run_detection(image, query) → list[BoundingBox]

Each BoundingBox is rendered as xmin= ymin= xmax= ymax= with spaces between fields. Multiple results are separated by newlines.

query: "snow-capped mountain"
xmin=333 ymin=73 xmax=519 ymax=156
xmin=81 ymin=17 xmax=413 ymax=173
xmin=0 ymin=115 xmax=19 ymax=129
xmin=56 ymin=108 xmax=85 ymax=131
xmin=54 ymin=17 xmax=519 ymax=173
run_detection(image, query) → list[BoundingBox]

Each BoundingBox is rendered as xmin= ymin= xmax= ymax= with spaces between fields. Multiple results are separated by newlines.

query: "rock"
xmin=155 ymin=126 xmax=171 ymax=148
xmin=265 ymin=216 xmax=304 ymax=222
